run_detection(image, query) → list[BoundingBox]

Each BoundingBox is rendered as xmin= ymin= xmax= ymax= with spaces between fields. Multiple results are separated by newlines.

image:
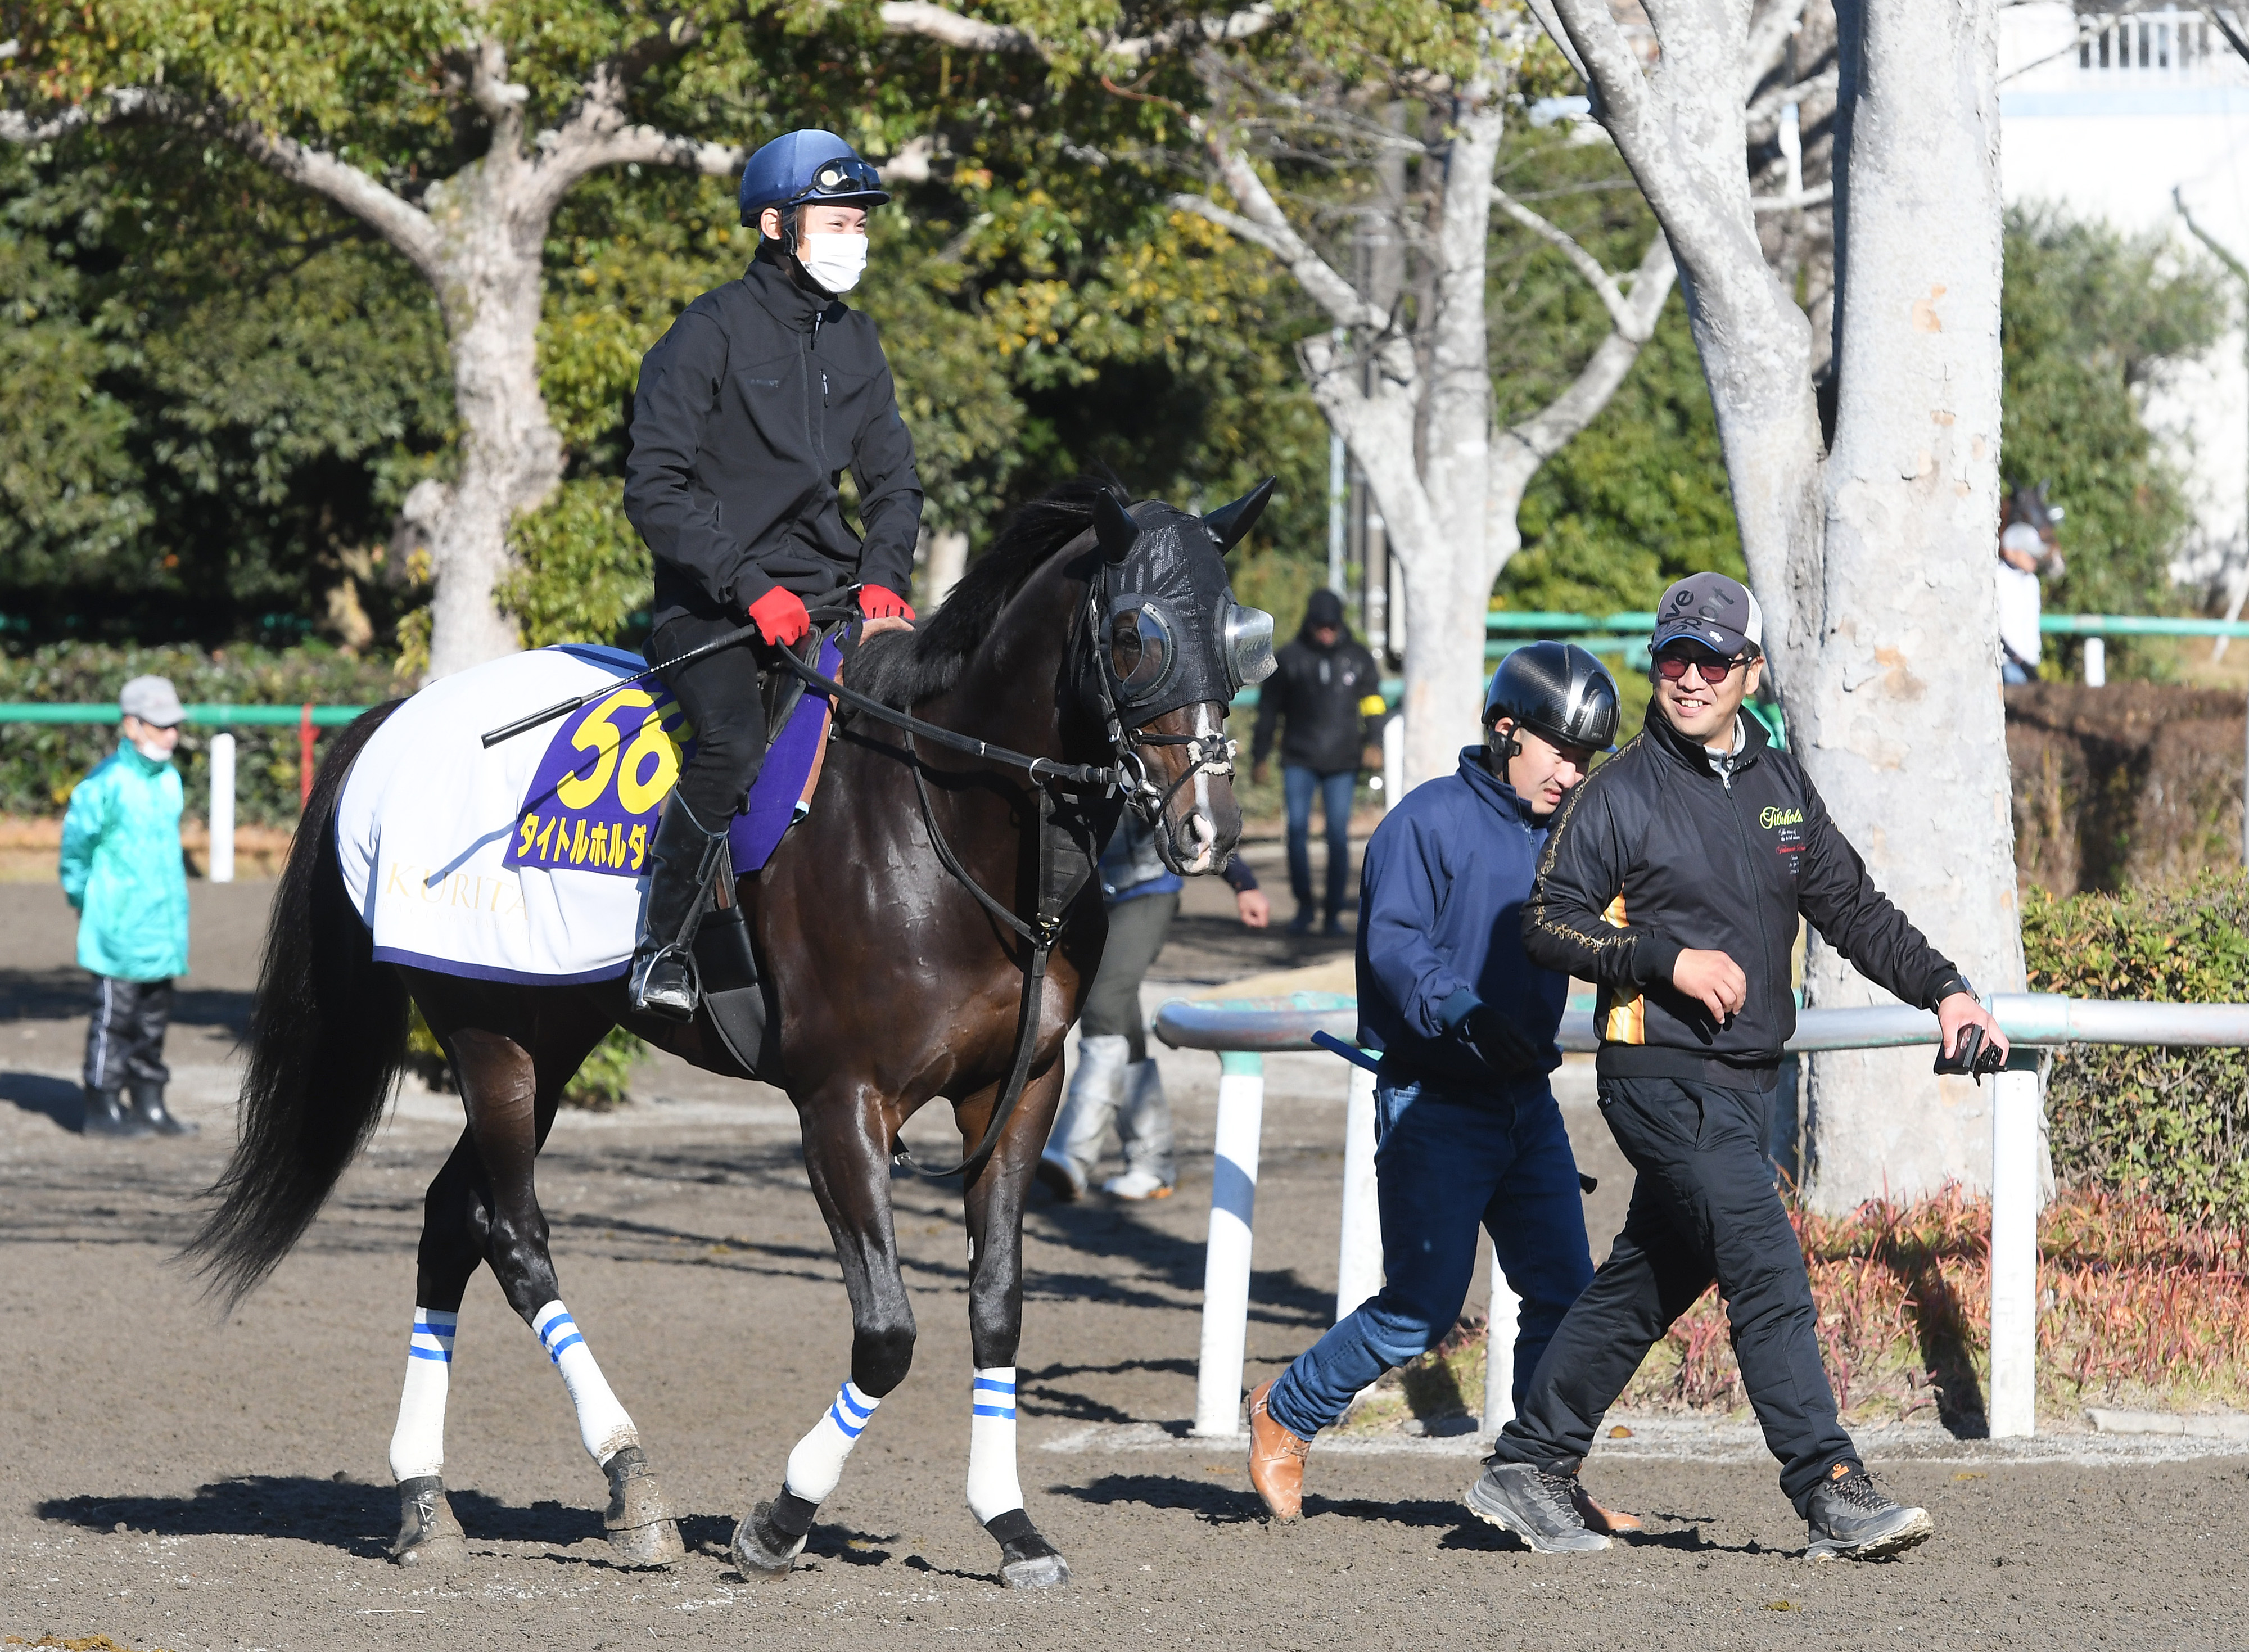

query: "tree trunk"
xmin=421 ymin=162 xmax=567 ymax=680
xmin=1795 ymin=0 xmax=2018 ymax=1211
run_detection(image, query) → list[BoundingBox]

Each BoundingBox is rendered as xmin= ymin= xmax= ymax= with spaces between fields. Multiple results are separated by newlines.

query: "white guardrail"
xmin=1153 ymin=991 xmax=2249 ymax=1442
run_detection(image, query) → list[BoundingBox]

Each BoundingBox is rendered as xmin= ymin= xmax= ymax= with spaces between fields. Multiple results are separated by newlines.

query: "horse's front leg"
xmin=961 ymin=1059 xmax=1072 ymax=1590
xmin=734 ymin=1078 xmax=916 ymax=1578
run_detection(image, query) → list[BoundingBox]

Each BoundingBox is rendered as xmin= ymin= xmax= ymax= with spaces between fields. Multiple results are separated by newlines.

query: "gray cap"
xmin=1651 ymin=572 xmax=1764 ymax=660
xmin=119 ymin=675 xmax=186 ymax=728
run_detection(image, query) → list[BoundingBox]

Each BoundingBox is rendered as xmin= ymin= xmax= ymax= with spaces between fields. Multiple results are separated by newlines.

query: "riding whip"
xmin=478 ymin=585 xmax=857 ymax=749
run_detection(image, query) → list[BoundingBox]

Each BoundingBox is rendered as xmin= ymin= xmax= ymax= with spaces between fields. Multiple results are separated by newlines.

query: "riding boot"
xmin=81 ymin=1085 xmax=150 ymax=1139
xmin=128 ymin=1079 xmax=197 ymax=1137
xmin=627 ymin=796 xmax=731 ymax=1022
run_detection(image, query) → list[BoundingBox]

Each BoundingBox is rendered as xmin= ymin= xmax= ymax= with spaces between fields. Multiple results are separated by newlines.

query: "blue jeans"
xmin=1283 ymin=765 xmax=1356 ymax=919
xmin=1266 ymin=1073 xmax=1596 ymax=1439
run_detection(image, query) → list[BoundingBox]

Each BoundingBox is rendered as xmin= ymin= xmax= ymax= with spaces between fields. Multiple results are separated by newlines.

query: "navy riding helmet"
xmin=1484 ymin=641 xmax=1621 ymax=757
xmin=738 ymin=129 xmax=891 ymax=229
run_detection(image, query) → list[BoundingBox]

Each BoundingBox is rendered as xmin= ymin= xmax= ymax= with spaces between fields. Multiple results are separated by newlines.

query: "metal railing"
xmin=1153 ymin=991 xmax=2249 ymax=1442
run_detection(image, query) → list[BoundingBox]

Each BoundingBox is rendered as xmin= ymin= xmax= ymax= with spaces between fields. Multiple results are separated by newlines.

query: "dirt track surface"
xmin=6 ymin=881 xmax=2248 ymax=1651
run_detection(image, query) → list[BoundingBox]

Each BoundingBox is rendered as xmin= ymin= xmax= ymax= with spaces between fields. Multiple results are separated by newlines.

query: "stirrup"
xmin=628 ymin=942 xmax=701 ymax=1021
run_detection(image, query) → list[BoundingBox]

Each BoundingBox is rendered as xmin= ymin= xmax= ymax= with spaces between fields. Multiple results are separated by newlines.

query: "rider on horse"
xmin=622 ymin=129 xmax=924 ymax=1019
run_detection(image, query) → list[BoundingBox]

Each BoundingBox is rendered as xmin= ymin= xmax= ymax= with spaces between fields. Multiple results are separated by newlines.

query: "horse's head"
xmin=1086 ymin=481 xmax=1278 ymax=875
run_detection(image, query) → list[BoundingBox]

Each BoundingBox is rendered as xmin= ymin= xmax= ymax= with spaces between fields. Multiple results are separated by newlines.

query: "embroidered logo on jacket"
xmin=1759 ymin=806 xmax=1804 ymax=829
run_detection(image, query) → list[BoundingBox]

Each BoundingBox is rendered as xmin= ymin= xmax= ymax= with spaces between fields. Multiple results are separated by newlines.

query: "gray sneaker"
xmin=1803 ymin=1464 xmax=1934 ymax=1560
xmin=1465 ymin=1462 xmax=1612 ymax=1554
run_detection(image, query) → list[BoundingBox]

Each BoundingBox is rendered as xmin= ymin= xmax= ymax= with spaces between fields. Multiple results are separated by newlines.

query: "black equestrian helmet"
xmin=1483 ymin=640 xmax=1622 ymax=752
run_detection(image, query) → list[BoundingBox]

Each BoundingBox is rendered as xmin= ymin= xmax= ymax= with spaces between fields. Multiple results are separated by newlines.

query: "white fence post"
xmin=1335 ymin=1062 xmax=1381 ymax=1321
xmin=1485 ymin=1249 xmax=1520 ymax=1434
xmin=2083 ymin=636 xmax=2107 ymax=687
xmin=207 ymin=732 xmax=236 ymax=885
xmin=1193 ymin=1050 xmax=1266 ymax=1437
xmin=1988 ymin=1062 xmax=2042 ymax=1437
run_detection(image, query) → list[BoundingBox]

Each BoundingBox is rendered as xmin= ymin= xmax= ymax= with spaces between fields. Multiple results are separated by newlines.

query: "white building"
xmin=2000 ymin=4 xmax=2249 ymax=596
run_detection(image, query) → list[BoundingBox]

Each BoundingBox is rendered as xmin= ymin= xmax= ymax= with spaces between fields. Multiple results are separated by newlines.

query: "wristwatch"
xmin=1930 ymin=972 xmax=1977 ymax=1007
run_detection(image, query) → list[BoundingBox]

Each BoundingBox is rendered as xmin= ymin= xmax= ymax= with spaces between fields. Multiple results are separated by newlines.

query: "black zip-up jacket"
xmin=1522 ymin=708 xmax=1970 ymax=1084
xmin=625 ymin=250 xmax=923 ymax=629
xmin=1252 ymin=629 xmax=1384 ymax=773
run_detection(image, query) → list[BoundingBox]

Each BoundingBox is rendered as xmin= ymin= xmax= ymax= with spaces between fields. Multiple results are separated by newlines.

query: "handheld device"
xmin=1932 ymin=1022 xmax=2008 ymax=1082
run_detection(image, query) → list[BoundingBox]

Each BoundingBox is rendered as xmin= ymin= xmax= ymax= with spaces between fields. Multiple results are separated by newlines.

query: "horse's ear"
xmin=1095 ymin=490 xmax=1140 ymax=565
xmin=1203 ymin=476 xmax=1277 ymax=554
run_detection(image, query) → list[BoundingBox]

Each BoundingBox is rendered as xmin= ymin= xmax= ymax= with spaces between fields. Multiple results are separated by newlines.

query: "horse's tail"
xmin=183 ymin=699 xmax=409 ymax=1309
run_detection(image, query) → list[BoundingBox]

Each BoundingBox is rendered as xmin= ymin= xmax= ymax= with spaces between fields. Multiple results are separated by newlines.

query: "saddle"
xmin=688 ymin=617 xmax=854 ymax=1084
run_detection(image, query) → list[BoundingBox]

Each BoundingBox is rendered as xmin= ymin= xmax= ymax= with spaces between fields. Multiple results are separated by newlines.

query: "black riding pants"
xmin=652 ymin=612 xmax=769 ymax=824
xmin=84 ymin=974 xmax=172 ymax=1092
xmin=1487 ymin=1074 xmax=1857 ymax=1516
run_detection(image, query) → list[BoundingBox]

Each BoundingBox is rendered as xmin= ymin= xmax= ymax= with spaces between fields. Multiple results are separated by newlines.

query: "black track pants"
xmin=652 ymin=613 xmax=770 ymax=824
xmin=84 ymin=975 xmax=172 ymax=1092
xmin=1487 ymin=1073 xmax=1857 ymax=1515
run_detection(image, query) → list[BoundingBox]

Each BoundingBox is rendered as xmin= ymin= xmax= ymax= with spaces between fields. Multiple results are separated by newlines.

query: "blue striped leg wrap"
xmin=408 ymin=1310 xmax=458 ymax=1365
xmin=970 ymin=1374 xmax=1017 ymax=1421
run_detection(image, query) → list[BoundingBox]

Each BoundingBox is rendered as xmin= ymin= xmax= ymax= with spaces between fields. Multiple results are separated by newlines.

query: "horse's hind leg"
xmin=383 ymin=1131 xmax=484 ymax=1568
xmin=734 ymin=1081 xmax=916 ymax=1578
xmin=961 ymin=1062 xmax=1071 ymax=1590
xmin=451 ymin=1017 xmax=685 ymax=1568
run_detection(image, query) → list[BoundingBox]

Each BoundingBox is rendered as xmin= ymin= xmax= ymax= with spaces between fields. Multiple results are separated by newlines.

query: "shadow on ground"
xmin=2 ymin=1070 xmax=83 ymax=1131
xmin=2 ymin=967 xmax=251 ymax=1033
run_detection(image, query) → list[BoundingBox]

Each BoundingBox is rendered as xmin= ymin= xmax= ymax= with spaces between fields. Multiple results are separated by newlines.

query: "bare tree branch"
xmin=1173 ymin=137 xmax=1387 ymax=330
xmin=7 ymin=87 xmax=445 ymax=282
xmin=1744 ymin=65 xmax=1836 ymax=140
xmin=870 ymin=2 xmax=1276 ymax=62
xmin=1525 ymin=0 xmax=1589 ymax=82
xmin=1751 ymin=180 xmax=1832 ymax=213
xmin=1500 ymin=231 xmax=1677 ymax=470
xmin=1492 ymin=185 xmax=1643 ymax=336
xmin=1743 ymin=0 xmax=1808 ymax=97
xmin=466 ymin=34 xmax=531 ymax=152
xmin=877 ymin=2 xmax=1045 ymax=55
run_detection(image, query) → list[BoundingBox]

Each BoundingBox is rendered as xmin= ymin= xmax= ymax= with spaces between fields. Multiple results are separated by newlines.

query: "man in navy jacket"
xmin=1247 ymin=643 xmax=1633 ymax=1529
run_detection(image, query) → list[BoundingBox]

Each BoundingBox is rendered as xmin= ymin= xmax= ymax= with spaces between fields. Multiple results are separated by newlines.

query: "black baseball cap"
xmin=1651 ymin=572 xmax=1763 ymax=660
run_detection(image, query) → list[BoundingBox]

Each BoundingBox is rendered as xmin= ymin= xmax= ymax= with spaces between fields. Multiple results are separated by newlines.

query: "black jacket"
xmin=625 ymin=251 xmax=923 ymax=629
xmin=1252 ymin=628 xmax=1383 ymax=774
xmin=1522 ymin=709 xmax=1968 ymax=1083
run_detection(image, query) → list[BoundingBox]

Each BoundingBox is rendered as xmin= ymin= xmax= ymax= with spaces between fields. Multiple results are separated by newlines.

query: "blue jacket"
xmin=1356 ymin=746 xmax=1564 ymax=1086
xmin=60 ymin=744 xmax=190 ymax=982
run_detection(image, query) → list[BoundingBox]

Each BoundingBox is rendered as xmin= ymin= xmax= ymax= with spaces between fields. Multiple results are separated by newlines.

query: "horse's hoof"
xmin=732 ymin=1500 xmax=808 ymax=1578
xmin=602 ymin=1445 xmax=685 ymax=1569
xmin=391 ymin=1475 xmax=469 ymax=1570
xmin=987 ymin=1508 xmax=1071 ymax=1591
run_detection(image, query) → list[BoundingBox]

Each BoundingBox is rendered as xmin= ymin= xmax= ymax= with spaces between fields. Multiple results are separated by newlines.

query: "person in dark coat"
xmin=621 ymin=129 xmax=924 ymax=1018
xmin=1244 ymin=642 xmax=1636 ymax=1536
xmin=1250 ymin=589 xmax=1385 ymax=935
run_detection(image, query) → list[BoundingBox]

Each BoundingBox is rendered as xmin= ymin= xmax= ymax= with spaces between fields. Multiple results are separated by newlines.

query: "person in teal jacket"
xmin=59 ymin=675 xmax=195 ymax=1138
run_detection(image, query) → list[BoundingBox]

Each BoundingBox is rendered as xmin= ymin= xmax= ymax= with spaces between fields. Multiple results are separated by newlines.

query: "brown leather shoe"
xmin=1571 ymin=1481 xmax=1643 ymax=1534
xmin=1247 ymin=1379 xmax=1311 ymax=1522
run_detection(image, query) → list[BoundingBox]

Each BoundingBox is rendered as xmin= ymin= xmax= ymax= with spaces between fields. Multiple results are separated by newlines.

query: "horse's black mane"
xmin=851 ymin=476 xmax=1113 ymax=710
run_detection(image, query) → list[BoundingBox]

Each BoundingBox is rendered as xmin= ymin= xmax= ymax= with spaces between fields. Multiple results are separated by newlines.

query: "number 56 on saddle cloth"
xmin=335 ymin=641 xmax=837 ymax=985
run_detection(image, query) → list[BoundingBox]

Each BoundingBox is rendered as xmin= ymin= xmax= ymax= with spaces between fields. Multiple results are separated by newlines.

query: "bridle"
xmin=766 ymin=539 xmax=1242 ymax=1183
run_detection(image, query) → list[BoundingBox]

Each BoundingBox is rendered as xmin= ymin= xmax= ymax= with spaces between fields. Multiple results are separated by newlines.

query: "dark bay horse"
xmin=182 ymin=479 xmax=1270 ymax=1588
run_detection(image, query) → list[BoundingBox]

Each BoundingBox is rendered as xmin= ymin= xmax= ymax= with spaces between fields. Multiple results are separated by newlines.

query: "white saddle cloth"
xmin=336 ymin=646 xmax=680 ymax=986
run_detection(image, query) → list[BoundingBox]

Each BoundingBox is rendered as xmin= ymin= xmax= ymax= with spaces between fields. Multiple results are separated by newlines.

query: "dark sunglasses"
xmin=1654 ymin=649 xmax=1747 ymax=685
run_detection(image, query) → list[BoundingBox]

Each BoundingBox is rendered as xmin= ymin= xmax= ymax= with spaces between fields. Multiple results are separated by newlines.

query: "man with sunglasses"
xmin=1246 ymin=643 xmax=1638 ymax=1534
xmin=623 ymin=129 xmax=923 ymax=1018
xmin=1470 ymin=572 xmax=2008 ymax=1561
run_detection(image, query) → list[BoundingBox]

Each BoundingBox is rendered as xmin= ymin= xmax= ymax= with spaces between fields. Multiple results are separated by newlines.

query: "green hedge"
xmin=2022 ymin=873 xmax=2249 ymax=1226
xmin=0 ymin=644 xmax=408 ymax=826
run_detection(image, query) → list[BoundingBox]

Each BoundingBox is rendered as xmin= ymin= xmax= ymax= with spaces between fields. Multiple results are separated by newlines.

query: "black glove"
xmin=1460 ymin=1003 xmax=1543 ymax=1078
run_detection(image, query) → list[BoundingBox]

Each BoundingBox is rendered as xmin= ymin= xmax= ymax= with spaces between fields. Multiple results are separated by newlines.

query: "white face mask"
xmin=131 ymin=734 xmax=174 ymax=762
xmin=797 ymin=231 xmax=868 ymax=296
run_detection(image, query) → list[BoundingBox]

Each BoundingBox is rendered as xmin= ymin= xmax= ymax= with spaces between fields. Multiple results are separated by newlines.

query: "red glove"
xmin=858 ymin=584 xmax=915 ymax=623
xmin=747 ymin=586 xmax=810 ymax=646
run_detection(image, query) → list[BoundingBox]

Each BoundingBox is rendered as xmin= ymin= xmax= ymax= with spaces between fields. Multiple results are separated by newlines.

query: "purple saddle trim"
xmin=729 ymin=634 xmax=843 ymax=873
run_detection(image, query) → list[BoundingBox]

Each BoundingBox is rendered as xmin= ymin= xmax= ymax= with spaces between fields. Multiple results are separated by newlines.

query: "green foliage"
xmin=407 ymin=1000 xmax=644 ymax=1111
xmin=0 ymin=135 xmax=451 ymax=640
xmin=2003 ymin=205 xmax=2228 ymax=679
xmin=500 ymin=480 xmax=652 ymax=651
xmin=2022 ymin=873 xmax=2249 ymax=1226
xmin=0 ymin=642 xmax=405 ymax=824
xmin=1503 ymin=293 xmax=1746 ymax=614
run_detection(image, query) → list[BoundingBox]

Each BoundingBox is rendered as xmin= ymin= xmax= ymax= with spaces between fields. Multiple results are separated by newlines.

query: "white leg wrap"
xmin=785 ymin=1380 xmax=879 ymax=1505
xmin=532 ymin=1300 xmax=638 ymax=1464
xmin=965 ymin=1366 xmax=1024 ymax=1524
xmin=388 ymin=1307 xmax=456 ymax=1482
